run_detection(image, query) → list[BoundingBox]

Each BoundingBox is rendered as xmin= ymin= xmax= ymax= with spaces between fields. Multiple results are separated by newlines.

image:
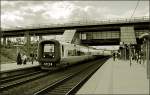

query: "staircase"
xmin=62 ymin=30 xmax=76 ymax=43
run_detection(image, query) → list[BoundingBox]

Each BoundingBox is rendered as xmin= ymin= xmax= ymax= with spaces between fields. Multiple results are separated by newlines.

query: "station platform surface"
xmin=77 ymin=58 xmax=149 ymax=94
xmin=0 ymin=61 xmax=39 ymax=72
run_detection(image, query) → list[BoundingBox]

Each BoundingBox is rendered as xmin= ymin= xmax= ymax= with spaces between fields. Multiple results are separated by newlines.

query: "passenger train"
xmin=37 ymin=39 xmax=107 ymax=70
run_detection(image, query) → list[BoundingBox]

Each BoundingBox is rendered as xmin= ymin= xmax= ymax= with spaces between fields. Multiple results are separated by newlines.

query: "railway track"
xmin=0 ymin=66 xmax=40 ymax=79
xmin=34 ymin=58 xmax=107 ymax=95
xmin=0 ymin=57 xmax=108 ymax=95
xmin=0 ymin=70 xmax=42 ymax=83
xmin=0 ymin=70 xmax=51 ymax=91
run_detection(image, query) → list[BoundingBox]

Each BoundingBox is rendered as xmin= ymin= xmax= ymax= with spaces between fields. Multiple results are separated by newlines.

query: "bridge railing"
xmin=37 ymin=16 xmax=150 ymax=27
xmin=2 ymin=16 xmax=149 ymax=31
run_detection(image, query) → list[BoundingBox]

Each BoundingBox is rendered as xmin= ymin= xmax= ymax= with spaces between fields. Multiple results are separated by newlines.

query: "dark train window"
xmin=68 ymin=50 xmax=73 ymax=56
xmin=68 ymin=49 xmax=77 ymax=56
xmin=43 ymin=44 xmax=54 ymax=58
xmin=44 ymin=44 xmax=54 ymax=52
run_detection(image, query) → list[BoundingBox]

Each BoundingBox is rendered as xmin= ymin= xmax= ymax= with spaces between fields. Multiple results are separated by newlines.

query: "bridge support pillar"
xmin=120 ymin=26 xmax=137 ymax=60
xmin=25 ymin=32 xmax=31 ymax=57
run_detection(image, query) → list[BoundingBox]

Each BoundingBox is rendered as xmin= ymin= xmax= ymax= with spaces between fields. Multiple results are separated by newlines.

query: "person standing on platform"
xmin=113 ymin=52 xmax=116 ymax=61
xmin=142 ymin=53 xmax=145 ymax=64
xmin=130 ymin=53 xmax=133 ymax=66
xmin=22 ymin=54 xmax=27 ymax=65
xmin=117 ymin=52 xmax=120 ymax=60
xmin=31 ymin=54 xmax=34 ymax=64
xmin=135 ymin=53 xmax=139 ymax=63
xmin=140 ymin=51 xmax=144 ymax=64
xmin=138 ymin=51 xmax=142 ymax=64
xmin=17 ymin=52 xmax=22 ymax=65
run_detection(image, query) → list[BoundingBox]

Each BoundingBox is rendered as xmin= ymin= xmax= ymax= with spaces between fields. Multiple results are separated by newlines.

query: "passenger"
xmin=139 ymin=51 xmax=144 ymax=64
xmin=113 ymin=52 xmax=116 ymax=61
xmin=139 ymin=55 xmax=141 ymax=64
xmin=140 ymin=51 xmax=145 ymax=64
xmin=135 ymin=53 xmax=139 ymax=63
xmin=17 ymin=52 xmax=22 ymax=65
xmin=30 ymin=53 xmax=35 ymax=64
xmin=129 ymin=53 xmax=133 ymax=66
xmin=31 ymin=55 xmax=34 ymax=64
xmin=117 ymin=52 xmax=120 ymax=60
xmin=22 ymin=54 xmax=27 ymax=65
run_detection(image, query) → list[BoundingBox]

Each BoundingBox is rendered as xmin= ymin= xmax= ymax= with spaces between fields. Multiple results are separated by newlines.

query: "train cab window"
xmin=43 ymin=44 xmax=54 ymax=58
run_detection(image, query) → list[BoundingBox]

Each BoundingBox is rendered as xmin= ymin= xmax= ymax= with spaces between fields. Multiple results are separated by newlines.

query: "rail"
xmin=34 ymin=58 xmax=108 ymax=95
xmin=0 ymin=71 xmax=49 ymax=92
xmin=0 ymin=56 xmax=109 ymax=95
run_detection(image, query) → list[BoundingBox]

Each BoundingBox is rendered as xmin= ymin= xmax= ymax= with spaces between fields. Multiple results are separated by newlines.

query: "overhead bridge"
xmin=1 ymin=16 xmax=149 ymax=45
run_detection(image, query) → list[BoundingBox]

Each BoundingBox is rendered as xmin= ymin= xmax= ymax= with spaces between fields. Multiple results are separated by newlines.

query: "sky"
xmin=1 ymin=0 xmax=149 ymax=29
xmin=1 ymin=0 xmax=149 ymax=50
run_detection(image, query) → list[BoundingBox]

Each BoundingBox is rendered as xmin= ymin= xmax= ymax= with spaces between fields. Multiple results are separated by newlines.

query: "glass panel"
xmin=43 ymin=44 xmax=54 ymax=58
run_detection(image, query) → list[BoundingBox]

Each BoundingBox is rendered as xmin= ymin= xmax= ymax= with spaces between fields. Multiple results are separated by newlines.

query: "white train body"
xmin=37 ymin=39 xmax=106 ymax=69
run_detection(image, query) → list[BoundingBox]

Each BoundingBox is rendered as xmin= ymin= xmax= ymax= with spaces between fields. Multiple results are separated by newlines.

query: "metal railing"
xmin=2 ymin=16 xmax=149 ymax=31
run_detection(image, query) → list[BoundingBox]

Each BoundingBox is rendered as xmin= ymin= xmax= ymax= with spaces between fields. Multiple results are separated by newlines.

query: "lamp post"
xmin=146 ymin=38 xmax=150 ymax=79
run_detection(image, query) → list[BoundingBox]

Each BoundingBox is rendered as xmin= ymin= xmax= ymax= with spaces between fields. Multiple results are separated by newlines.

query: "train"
xmin=37 ymin=39 xmax=108 ymax=70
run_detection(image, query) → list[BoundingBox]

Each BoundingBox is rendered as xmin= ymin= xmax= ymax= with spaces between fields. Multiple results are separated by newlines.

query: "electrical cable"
xmin=130 ymin=0 xmax=140 ymax=21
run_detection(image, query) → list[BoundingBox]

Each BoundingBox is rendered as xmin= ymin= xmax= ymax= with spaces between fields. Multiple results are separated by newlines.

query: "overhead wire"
xmin=130 ymin=0 xmax=140 ymax=21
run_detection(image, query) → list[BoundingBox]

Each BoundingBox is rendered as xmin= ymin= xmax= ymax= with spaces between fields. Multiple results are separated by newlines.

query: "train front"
xmin=37 ymin=40 xmax=61 ymax=69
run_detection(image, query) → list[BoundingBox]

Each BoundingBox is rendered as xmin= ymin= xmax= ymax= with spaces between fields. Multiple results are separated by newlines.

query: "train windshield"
xmin=43 ymin=44 xmax=54 ymax=58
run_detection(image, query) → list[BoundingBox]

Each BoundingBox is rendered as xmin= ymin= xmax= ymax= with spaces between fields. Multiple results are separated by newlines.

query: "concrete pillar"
xmin=26 ymin=32 xmax=31 ymax=57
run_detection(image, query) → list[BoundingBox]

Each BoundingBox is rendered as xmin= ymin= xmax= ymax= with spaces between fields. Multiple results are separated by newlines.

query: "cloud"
xmin=2 ymin=12 xmax=23 ymax=22
xmin=121 ymin=6 xmax=149 ymax=18
xmin=134 ymin=6 xmax=149 ymax=17
xmin=22 ymin=5 xmax=45 ymax=13
xmin=1 ymin=10 xmax=24 ymax=28
xmin=1 ymin=1 xmax=149 ymax=29
xmin=43 ymin=2 xmax=75 ymax=19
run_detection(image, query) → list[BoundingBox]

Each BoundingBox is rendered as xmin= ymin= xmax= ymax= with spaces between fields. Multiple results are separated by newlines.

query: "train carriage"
xmin=37 ymin=39 xmax=103 ymax=70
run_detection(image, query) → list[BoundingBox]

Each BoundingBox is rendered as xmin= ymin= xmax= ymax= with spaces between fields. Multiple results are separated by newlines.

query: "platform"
xmin=77 ymin=58 xmax=149 ymax=94
xmin=0 ymin=61 xmax=39 ymax=72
